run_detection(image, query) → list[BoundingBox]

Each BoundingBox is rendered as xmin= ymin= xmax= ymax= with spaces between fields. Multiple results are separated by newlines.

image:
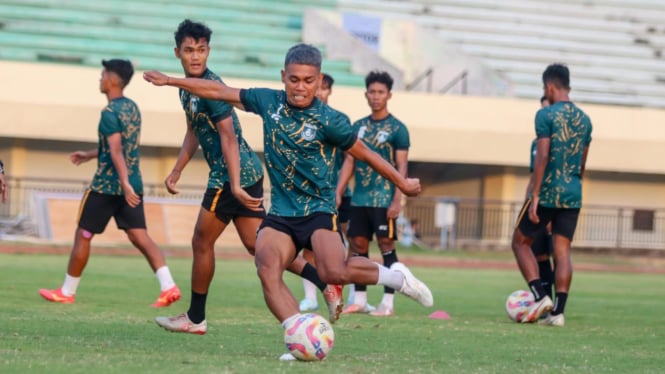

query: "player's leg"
xmin=531 ymin=230 xmax=554 ymax=300
xmin=119 ymin=198 xmax=179 ymax=307
xmin=512 ymin=200 xmax=554 ymax=322
xmin=298 ymin=249 xmax=319 ymax=311
xmin=343 ymin=206 xmax=373 ymax=313
xmin=372 ymin=208 xmax=399 ymax=316
xmin=39 ymin=190 xmax=110 ymax=303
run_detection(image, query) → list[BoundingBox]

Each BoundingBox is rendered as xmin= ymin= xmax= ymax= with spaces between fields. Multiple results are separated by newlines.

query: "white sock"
xmin=376 ymin=263 xmax=404 ymax=291
xmin=381 ymin=293 xmax=395 ymax=309
xmin=354 ymin=291 xmax=367 ymax=306
xmin=61 ymin=274 xmax=80 ymax=296
xmin=302 ymin=279 xmax=318 ymax=302
xmin=282 ymin=313 xmax=301 ymax=328
xmin=155 ymin=266 xmax=176 ymax=291
xmin=346 ymin=283 xmax=356 ymax=304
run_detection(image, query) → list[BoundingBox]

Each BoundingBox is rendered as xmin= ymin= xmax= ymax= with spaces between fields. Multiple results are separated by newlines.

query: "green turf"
xmin=0 ymin=253 xmax=663 ymax=373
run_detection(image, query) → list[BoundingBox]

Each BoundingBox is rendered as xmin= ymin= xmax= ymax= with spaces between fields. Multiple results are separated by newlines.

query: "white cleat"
xmin=538 ymin=313 xmax=565 ymax=327
xmin=155 ymin=313 xmax=207 ymax=335
xmin=279 ymin=353 xmax=297 ymax=361
xmin=391 ymin=262 xmax=434 ymax=307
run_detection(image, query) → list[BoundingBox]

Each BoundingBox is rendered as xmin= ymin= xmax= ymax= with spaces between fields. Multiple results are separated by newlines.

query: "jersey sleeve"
xmin=240 ymin=88 xmax=272 ymax=115
xmin=203 ymin=98 xmax=233 ymax=124
xmin=325 ymin=111 xmax=357 ymax=151
xmin=394 ymin=123 xmax=410 ymax=150
xmin=99 ymin=108 xmax=122 ymax=136
xmin=534 ymin=108 xmax=552 ymax=139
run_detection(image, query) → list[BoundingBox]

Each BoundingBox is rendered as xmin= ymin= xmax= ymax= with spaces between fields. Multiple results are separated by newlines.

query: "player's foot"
xmin=342 ymin=303 xmax=374 ymax=314
xmin=151 ymin=285 xmax=181 ymax=308
xmin=279 ymin=353 xmax=297 ymax=361
xmin=369 ymin=303 xmax=394 ymax=317
xmin=298 ymin=298 xmax=318 ymax=312
xmin=39 ymin=287 xmax=75 ymax=304
xmin=521 ymin=296 xmax=553 ymax=323
xmin=538 ymin=312 xmax=565 ymax=327
xmin=155 ymin=313 xmax=207 ymax=335
xmin=323 ymin=284 xmax=343 ymax=323
xmin=391 ymin=262 xmax=434 ymax=307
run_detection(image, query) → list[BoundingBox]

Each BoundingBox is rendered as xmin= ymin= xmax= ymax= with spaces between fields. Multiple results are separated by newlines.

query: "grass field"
xmin=1 ymin=252 xmax=663 ymax=373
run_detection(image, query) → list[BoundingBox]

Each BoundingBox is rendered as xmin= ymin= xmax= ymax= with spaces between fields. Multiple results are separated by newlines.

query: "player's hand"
xmin=528 ymin=196 xmax=540 ymax=224
xmin=400 ymin=178 xmax=422 ymax=197
xmin=232 ymin=188 xmax=264 ymax=212
xmin=122 ymin=182 xmax=141 ymax=208
xmin=387 ymin=200 xmax=401 ymax=219
xmin=70 ymin=151 xmax=92 ymax=165
xmin=143 ymin=70 xmax=170 ymax=86
xmin=164 ymin=170 xmax=181 ymax=195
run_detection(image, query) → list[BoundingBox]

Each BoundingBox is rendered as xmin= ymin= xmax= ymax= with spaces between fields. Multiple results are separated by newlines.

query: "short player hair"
xmin=321 ymin=73 xmax=334 ymax=88
xmin=174 ymin=19 xmax=212 ymax=48
xmin=365 ymin=70 xmax=394 ymax=91
xmin=102 ymin=59 xmax=134 ymax=87
xmin=542 ymin=63 xmax=570 ymax=89
xmin=284 ymin=44 xmax=322 ymax=69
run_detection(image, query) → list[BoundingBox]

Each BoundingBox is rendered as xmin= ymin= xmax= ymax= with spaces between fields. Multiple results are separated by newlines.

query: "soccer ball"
xmin=505 ymin=290 xmax=535 ymax=322
xmin=284 ymin=313 xmax=335 ymax=361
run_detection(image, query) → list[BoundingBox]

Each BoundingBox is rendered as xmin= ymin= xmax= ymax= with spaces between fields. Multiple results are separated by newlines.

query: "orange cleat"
xmin=39 ymin=287 xmax=75 ymax=304
xmin=151 ymin=285 xmax=181 ymax=308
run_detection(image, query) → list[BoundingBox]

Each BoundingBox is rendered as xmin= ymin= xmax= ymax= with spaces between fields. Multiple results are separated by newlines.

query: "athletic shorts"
xmin=258 ymin=212 xmax=343 ymax=254
xmin=78 ymin=190 xmax=146 ymax=234
xmin=516 ymin=198 xmax=580 ymax=241
xmin=347 ymin=206 xmax=398 ymax=241
xmin=338 ymin=196 xmax=352 ymax=224
xmin=201 ymin=179 xmax=266 ymax=224
xmin=531 ymin=230 xmax=553 ymax=257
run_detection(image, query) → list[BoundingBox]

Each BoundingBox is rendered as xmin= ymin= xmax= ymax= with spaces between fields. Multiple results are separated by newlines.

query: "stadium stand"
xmin=0 ymin=0 xmax=364 ymax=86
xmin=335 ymin=0 xmax=665 ymax=108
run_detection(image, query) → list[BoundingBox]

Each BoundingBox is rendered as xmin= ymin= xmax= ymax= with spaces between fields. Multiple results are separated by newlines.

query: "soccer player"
xmin=0 ymin=159 xmax=7 ymax=203
xmin=144 ymin=43 xmax=433 ymax=356
xmin=39 ymin=59 xmax=180 ymax=307
xmin=154 ymin=20 xmax=341 ymax=334
xmin=512 ymin=64 xmax=592 ymax=326
xmin=527 ymin=96 xmax=555 ymax=302
xmin=337 ymin=71 xmax=410 ymax=317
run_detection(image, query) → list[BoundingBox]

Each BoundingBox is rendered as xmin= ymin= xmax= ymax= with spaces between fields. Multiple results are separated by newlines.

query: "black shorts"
xmin=338 ymin=196 xmax=352 ymax=224
xmin=201 ymin=179 xmax=266 ymax=224
xmin=258 ymin=212 xmax=343 ymax=253
xmin=347 ymin=206 xmax=397 ymax=240
xmin=531 ymin=231 xmax=553 ymax=257
xmin=516 ymin=198 xmax=580 ymax=241
xmin=78 ymin=190 xmax=146 ymax=234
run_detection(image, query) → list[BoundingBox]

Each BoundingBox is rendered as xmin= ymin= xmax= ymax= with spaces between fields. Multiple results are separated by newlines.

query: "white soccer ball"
xmin=505 ymin=290 xmax=535 ymax=322
xmin=283 ymin=313 xmax=335 ymax=361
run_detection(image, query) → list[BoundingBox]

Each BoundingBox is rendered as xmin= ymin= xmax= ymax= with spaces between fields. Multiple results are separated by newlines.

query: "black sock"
xmin=552 ymin=292 xmax=568 ymax=315
xmin=382 ymin=249 xmax=399 ymax=294
xmin=353 ymin=252 xmax=369 ymax=291
xmin=528 ymin=280 xmax=547 ymax=301
xmin=301 ymin=262 xmax=327 ymax=292
xmin=187 ymin=291 xmax=208 ymax=324
xmin=538 ymin=259 xmax=554 ymax=300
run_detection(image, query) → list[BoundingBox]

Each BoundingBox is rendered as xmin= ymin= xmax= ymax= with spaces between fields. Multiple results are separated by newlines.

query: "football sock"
xmin=354 ymin=291 xmax=367 ymax=307
xmin=346 ymin=283 xmax=356 ymax=304
xmin=538 ymin=259 xmax=554 ymax=300
xmin=380 ymin=293 xmax=395 ymax=309
xmin=353 ymin=252 xmax=369 ymax=293
xmin=381 ymin=249 xmax=398 ymax=294
xmin=301 ymin=262 xmax=327 ymax=292
xmin=302 ymin=279 xmax=318 ymax=302
xmin=61 ymin=274 xmax=80 ymax=296
xmin=155 ymin=266 xmax=176 ymax=291
xmin=552 ymin=292 xmax=568 ymax=315
xmin=281 ymin=313 xmax=301 ymax=329
xmin=377 ymin=263 xmax=404 ymax=291
xmin=528 ymin=279 xmax=547 ymax=301
xmin=187 ymin=291 xmax=208 ymax=324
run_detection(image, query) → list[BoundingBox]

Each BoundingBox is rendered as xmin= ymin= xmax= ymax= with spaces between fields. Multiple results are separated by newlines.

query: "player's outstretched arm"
xmin=143 ymin=70 xmax=245 ymax=110
xmin=346 ymin=139 xmax=421 ymax=197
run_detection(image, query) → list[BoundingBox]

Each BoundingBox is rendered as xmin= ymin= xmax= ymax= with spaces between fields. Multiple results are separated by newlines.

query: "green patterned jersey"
xmin=529 ymin=138 xmax=537 ymax=172
xmin=179 ymin=70 xmax=263 ymax=188
xmin=333 ymin=120 xmax=352 ymax=198
xmin=535 ymin=101 xmax=592 ymax=208
xmin=90 ymin=97 xmax=143 ymax=195
xmin=350 ymin=114 xmax=410 ymax=208
xmin=240 ymin=88 xmax=356 ymax=217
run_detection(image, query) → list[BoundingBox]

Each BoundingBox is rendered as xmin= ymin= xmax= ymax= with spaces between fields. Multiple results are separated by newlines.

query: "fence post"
xmin=616 ymin=208 xmax=623 ymax=249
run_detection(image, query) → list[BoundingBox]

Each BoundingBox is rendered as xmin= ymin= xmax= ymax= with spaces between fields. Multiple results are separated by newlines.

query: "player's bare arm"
xmin=69 ymin=149 xmax=98 ymax=165
xmin=165 ymin=118 xmax=198 ymax=195
xmin=143 ymin=70 xmax=245 ymax=110
xmin=387 ymin=149 xmax=409 ymax=219
xmin=529 ymin=137 xmax=551 ymax=223
xmin=107 ymin=133 xmax=140 ymax=208
xmin=217 ymin=116 xmax=263 ymax=211
xmin=335 ymin=152 xmax=355 ymax=208
xmin=346 ymin=140 xmax=421 ymax=196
